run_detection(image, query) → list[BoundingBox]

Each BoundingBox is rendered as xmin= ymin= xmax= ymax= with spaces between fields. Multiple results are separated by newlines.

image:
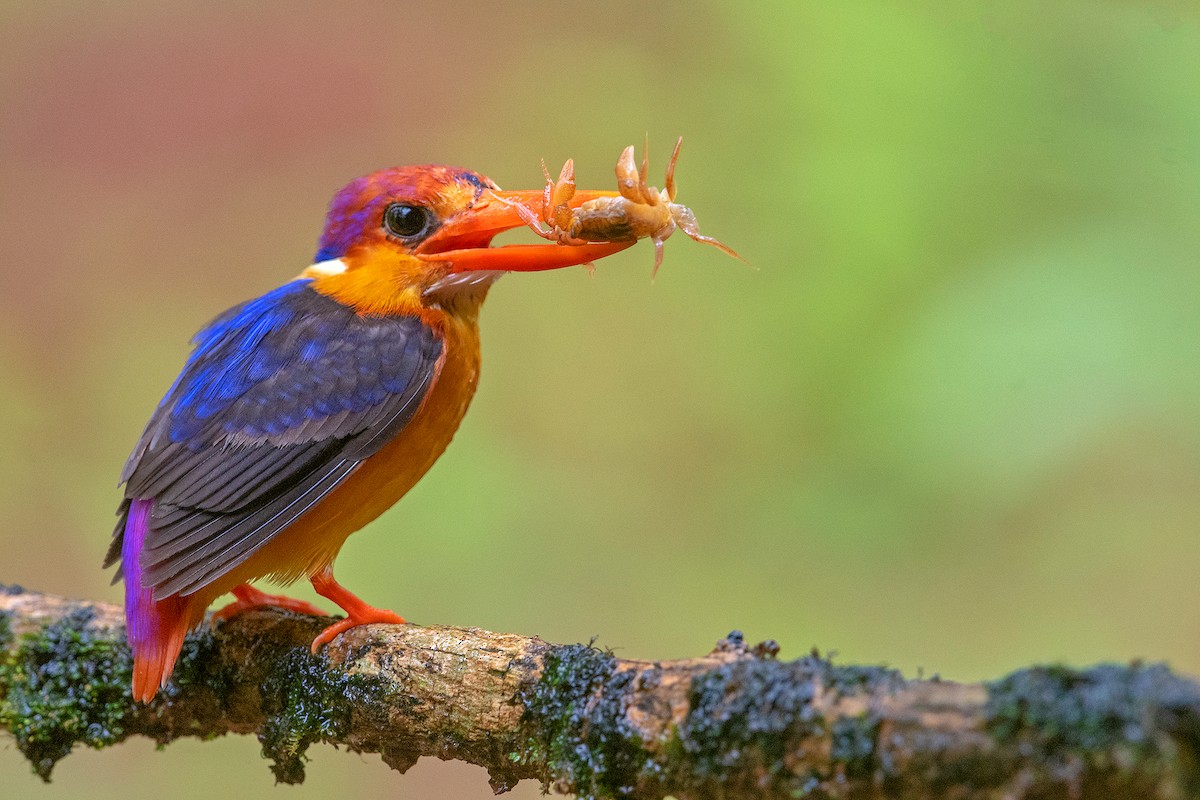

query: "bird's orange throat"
xmin=301 ymin=250 xmax=496 ymax=326
xmin=301 ymin=252 xmax=429 ymax=317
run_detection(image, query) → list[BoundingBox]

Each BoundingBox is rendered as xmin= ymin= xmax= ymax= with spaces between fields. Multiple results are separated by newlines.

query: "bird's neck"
xmin=301 ymin=251 xmax=495 ymax=328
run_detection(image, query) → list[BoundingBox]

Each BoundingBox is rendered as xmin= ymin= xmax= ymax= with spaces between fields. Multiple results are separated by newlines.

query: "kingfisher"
xmin=105 ymin=164 xmax=636 ymax=702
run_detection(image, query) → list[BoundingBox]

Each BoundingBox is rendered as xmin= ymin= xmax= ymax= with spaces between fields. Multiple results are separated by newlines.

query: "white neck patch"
xmin=302 ymin=258 xmax=348 ymax=278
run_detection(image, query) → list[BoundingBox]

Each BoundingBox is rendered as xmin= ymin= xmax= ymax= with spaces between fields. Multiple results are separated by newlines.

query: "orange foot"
xmin=308 ymin=566 xmax=406 ymax=652
xmin=211 ymin=583 xmax=328 ymax=623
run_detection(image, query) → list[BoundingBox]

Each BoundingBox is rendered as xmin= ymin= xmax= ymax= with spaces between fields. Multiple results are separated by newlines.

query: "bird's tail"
xmin=122 ymin=498 xmax=193 ymax=702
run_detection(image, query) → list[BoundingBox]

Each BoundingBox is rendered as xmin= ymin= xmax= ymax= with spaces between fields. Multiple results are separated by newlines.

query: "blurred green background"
xmin=4 ymin=1 xmax=1200 ymax=797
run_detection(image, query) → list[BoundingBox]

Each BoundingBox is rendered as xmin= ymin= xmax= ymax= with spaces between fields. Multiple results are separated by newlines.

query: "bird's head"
xmin=303 ymin=164 xmax=631 ymax=316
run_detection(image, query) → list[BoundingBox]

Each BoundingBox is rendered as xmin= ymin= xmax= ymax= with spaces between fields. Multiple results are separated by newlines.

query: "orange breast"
xmin=204 ymin=309 xmax=483 ymax=595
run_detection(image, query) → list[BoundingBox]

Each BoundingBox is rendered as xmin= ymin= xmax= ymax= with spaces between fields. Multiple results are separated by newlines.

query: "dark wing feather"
xmin=104 ymin=280 xmax=443 ymax=598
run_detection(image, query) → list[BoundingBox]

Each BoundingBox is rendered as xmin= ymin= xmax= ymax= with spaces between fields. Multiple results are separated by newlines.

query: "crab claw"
xmin=548 ymin=158 xmax=577 ymax=216
xmin=615 ymin=145 xmax=643 ymax=204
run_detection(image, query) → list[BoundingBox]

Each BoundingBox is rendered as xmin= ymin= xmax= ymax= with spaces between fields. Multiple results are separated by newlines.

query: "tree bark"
xmin=2 ymin=584 xmax=1198 ymax=799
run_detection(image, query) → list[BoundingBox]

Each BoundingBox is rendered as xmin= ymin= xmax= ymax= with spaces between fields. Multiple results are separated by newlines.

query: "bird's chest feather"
xmin=340 ymin=314 xmax=482 ymax=512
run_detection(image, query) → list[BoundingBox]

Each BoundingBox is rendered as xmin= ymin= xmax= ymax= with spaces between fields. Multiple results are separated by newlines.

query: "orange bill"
xmin=416 ymin=188 xmax=634 ymax=272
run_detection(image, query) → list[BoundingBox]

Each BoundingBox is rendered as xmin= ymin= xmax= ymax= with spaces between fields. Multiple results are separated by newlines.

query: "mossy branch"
xmin=2 ymin=585 xmax=1199 ymax=799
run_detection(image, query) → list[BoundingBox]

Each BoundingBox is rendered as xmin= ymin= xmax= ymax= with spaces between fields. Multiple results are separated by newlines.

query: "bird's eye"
xmin=382 ymin=203 xmax=433 ymax=240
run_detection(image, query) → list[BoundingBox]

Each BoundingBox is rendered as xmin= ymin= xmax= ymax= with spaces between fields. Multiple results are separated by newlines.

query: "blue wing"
xmin=105 ymin=280 xmax=443 ymax=598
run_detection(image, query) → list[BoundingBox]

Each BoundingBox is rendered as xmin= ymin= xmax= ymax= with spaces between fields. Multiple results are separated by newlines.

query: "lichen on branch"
xmin=2 ymin=585 xmax=1199 ymax=799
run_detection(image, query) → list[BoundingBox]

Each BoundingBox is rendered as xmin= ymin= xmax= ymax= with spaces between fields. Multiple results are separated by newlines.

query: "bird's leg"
xmin=211 ymin=583 xmax=327 ymax=623
xmin=308 ymin=565 xmax=406 ymax=652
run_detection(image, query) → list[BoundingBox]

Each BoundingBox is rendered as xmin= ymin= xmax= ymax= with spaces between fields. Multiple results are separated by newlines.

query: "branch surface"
xmin=2 ymin=584 xmax=1199 ymax=799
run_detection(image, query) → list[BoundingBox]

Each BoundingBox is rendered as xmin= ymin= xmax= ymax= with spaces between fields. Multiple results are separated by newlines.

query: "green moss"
xmin=678 ymin=657 xmax=823 ymax=792
xmin=671 ymin=639 xmax=902 ymax=798
xmin=170 ymin=625 xmax=234 ymax=695
xmin=829 ymin=713 xmax=880 ymax=779
xmin=0 ymin=609 xmax=13 ymax=651
xmin=256 ymin=645 xmax=383 ymax=784
xmin=518 ymin=642 xmax=655 ymax=799
xmin=0 ymin=601 xmax=395 ymax=786
xmin=158 ymin=611 xmax=396 ymax=784
xmin=0 ymin=607 xmax=136 ymax=781
xmin=986 ymin=663 xmax=1200 ymax=795
xmin=516 ymin=634 xmax=905 ymax=799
